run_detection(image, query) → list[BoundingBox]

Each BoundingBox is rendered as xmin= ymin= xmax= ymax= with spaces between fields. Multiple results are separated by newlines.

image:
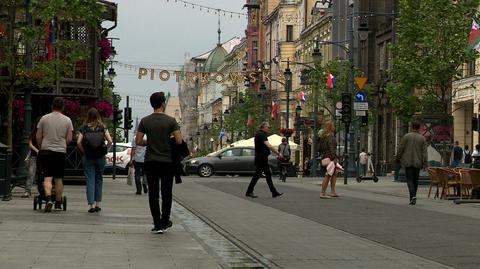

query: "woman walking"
xmin=318 ymin=122 xmax=343 ymax=199
xmin=77 ymin=108 xmax=112 ymax=213
xmin=22 ymin=124 xmax=40 ymax=198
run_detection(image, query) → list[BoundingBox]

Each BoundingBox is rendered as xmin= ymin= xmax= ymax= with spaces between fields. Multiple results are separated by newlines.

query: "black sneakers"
xmin=151 ymin=226 xmax=164 ymax=234
xmin=245 ymin=192 xmax=258 ymax=198
xmin=409 ymin=197 xmax=417 ymax=205
xmin=151 ymin=221 xmax=172 ymax=234
xmin=272 ymin=192 xmax=283 ymax=198
xmin=162 ymin=221 xmax=173 ymax=232
xmin=54 ymin=201 xmax=62 ymax=210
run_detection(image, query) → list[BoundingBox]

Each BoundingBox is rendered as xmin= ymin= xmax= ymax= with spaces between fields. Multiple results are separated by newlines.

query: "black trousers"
xmin=246 ymin=160 xmax=278 ymax=194
xmin=145 ymin=161 xmax=174 ymax=227
xmin=405 ymin=166 xmax=420 ymax=200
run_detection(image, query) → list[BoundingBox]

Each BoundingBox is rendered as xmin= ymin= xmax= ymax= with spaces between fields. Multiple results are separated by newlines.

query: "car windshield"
xmin=108 ymin=145 xmax=129 ymax=153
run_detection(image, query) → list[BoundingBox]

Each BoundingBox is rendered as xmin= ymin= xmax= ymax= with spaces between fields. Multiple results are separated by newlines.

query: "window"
xmin=242 ymin=149 xmax=255 ymax=156
xmin=467 ymin=60 xmax=476 ymax=77
xmin=286 ymin=25 xmax=293 ymax=42
xmin=221 ymin=148 xmax=242 ymax=157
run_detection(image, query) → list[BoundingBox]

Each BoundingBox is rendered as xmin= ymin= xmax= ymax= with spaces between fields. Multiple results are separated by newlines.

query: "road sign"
xmin=354 ymin=76 xmax=368 ymax=89
xmin=355 ymin=91 xmax=366 ymax=101
xmin=354 ymin=101 xmax=368 ymax=111
xmin=355 ymin=110 xmax=366 ymax=116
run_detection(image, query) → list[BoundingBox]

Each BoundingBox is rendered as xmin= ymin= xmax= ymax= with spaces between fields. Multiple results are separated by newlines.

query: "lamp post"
xmin=284 ymin=60 xmax=292 ymax=135
xmin=311 ymin=43 xmax=322 ymax=177
xmin=20 ymin=0 xmax=33 ymax=181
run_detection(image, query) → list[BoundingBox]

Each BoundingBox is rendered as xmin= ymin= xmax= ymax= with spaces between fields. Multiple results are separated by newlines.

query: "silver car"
xmin=184 ymin=146 xmax=278 ymax=177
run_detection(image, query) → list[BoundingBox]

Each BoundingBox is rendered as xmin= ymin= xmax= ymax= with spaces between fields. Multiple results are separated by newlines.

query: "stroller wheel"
xmin=38 ymin=197 xmax=43 ymax=209
xmin=356 ymin=177 xmax=362 ymax=183
xmin=33 ymin=195 xmax=38 ymax=210
xmin=63 ymin=196 xmax=67 ymax=211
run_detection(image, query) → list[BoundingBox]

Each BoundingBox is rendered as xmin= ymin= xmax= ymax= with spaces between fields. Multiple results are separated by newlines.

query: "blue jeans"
xmin=83 ymin=156 xmax=106 ymax=205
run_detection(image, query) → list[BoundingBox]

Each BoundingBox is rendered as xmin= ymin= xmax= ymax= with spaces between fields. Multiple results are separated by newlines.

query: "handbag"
xmin=127 ymin=165 xmax=134 ymax=186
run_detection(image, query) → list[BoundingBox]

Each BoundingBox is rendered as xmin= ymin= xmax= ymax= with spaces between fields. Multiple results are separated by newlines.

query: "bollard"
xmin=0 ymin=143 xmax=12 ymax=201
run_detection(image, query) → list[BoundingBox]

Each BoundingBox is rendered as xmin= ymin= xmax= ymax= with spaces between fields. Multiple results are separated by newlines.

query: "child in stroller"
xmin=33 ymin=169 xmax=66 ymax=211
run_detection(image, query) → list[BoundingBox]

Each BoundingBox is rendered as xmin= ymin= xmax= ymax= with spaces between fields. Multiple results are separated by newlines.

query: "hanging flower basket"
xmin=92 ymin=100 xmax=113 ymax=118
xmin=63 ymin=99 xmax=81 ymax=119
xmin=13 ymin=99 xmax=24 ymax=119
xmin=279 ymin=128 xmax=294 ymax=136
xmin=98 ymin=37 xmax=112 ymax=61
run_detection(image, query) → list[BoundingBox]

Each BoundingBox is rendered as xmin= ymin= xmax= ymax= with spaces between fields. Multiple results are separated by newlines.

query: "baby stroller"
xmin=33 ymin=164 xmax=66 ymax=211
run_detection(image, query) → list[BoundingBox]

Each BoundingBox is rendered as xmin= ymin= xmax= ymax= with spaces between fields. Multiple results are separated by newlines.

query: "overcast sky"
xmin=107 ymin=0 xmax=247 ymax=123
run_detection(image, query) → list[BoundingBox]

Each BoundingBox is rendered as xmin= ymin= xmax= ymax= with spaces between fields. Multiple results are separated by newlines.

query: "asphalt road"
xmin=191 ymin=179 xmax=480 ymax=269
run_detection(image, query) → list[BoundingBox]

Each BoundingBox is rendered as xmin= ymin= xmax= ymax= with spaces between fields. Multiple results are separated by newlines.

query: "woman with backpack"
xmin=77 ymin=108 xmax=112 ymax=213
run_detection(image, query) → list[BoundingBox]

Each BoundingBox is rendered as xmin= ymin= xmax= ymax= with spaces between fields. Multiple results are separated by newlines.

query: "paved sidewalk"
xmin=0 ymin=177 xmax=225 ymax=269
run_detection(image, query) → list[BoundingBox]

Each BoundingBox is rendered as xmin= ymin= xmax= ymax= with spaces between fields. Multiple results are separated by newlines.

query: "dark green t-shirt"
xmin=137 ymin=113 xmax=180 ymax=163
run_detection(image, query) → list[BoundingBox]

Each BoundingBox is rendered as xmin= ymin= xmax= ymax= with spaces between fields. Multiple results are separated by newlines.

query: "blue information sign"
xmin=355 ymin=91 xmax=366 ymax=101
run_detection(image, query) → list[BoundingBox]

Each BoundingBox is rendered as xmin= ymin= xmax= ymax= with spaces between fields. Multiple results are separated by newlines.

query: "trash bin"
xmin=0 ymin=143 xmax=12 ymax=201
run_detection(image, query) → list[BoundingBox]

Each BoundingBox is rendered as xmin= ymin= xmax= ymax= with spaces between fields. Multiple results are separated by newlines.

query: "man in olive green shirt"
xmin=396 ymin=121 xmax=428 ymax=205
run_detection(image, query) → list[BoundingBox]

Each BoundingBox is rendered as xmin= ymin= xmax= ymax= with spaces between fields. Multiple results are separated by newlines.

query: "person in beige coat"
xmin=396 ymin=121 xmax=428 ymax=205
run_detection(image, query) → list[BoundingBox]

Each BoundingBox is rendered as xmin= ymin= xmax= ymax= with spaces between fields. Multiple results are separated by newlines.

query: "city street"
xmin=1 ymin=175 xmax=479 ymax=269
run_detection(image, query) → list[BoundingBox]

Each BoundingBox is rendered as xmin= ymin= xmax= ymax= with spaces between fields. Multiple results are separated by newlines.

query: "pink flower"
xmin=93 ymin=100 xmax=113 ymax=118
xmin=13 ymin=99 xmax=24 ymax=119
xmin=98 ymin=37 xmax=112 ymax=61
xmin=63 ymin=99 xmax=81 ymax=119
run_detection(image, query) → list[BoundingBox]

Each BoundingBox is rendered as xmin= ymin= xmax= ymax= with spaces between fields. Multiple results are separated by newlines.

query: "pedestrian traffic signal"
xmin=341 ymin=92 xmax=352 ymax=123
xmin=124 ymin=107 xmax=133 ymax=130
xmin=113 ymin=106 xmax=122 ymax=125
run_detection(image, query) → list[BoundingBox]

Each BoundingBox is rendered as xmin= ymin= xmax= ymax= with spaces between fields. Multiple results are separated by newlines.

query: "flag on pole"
xmin=467 ymin=19 xmax=480 ymax=51
xmin=327 ymin=71 xmax=336 ymax=88
xmin=271 ymin=100 xmax=278 ymax=120
xmin=246 ymin=114 xmax=253 ymax=126
xmin=45 ymin=19 xmax=56 ymax=60
xmin=298 ymin=88 xmax=306 ymax=102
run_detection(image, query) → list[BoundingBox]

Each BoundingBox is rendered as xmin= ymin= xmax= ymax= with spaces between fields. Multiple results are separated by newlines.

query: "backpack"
xmin=464 ymin=150 xmax=472 ymax=164
xmin=82 ymin=126 xmax=107 ymax=158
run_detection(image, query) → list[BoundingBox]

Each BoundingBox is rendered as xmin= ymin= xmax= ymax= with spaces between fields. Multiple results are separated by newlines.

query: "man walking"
xmin=245 ymin=122 xmax=283 ymax=198
xmin=36 ymin=97 xmax=73 ymax=212
xmin=135 ymin=92 xmax=182 ymax=234
xmin=396 ymin=121 xmax=428 ymax=205
xmin=452 ymin=141 xmax=463 ymax=167
xmin=131 ymin=134 xmax=148 ymax=195
xmin=277 ymin=137 xmax=290 ymax=182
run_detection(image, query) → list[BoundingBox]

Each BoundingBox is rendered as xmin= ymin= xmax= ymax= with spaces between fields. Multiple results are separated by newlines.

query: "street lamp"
xmin=311 ymin=41 xmax=322 ymax=177
xmin=284 ymin=60 xmax=292 ymax=135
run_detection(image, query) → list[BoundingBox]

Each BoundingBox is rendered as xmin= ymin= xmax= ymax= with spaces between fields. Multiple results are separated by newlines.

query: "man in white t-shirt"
xmin=359 ymin=148 xmax=368 ymax=177
xmin=131 ymin=135 xmax=147 ymax=195
xmin=36 ymin=97 xmax=73 ymax=212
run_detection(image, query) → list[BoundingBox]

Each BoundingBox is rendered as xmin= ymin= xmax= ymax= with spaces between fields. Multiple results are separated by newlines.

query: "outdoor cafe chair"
xmin=437 ymin=167 xmax=461 ymax=199
xmin=457 ymin=169 xmax=473 ymax=198
xmin=427 ymin=167 xmax=442 ymax=199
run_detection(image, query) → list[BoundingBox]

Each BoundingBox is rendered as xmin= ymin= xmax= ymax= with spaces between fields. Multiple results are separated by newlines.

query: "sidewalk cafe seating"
xmin=427 ymin=167 xmax=442 ymax=198
xmin=436 ymin=167 xmax=461 ymax=199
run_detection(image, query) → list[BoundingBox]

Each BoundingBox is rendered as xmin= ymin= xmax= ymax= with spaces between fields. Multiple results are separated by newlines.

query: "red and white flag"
xmin=467 ymin=19 xmax=480 ymax=51
xmin=271 ymin=100 xmax=278 ymax=120
xmin=298 ymin=88 xmax=306 ymax=102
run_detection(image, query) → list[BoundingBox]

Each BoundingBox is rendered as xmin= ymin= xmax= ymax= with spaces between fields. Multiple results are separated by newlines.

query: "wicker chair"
xmin=437 ymin=167 xmax=461 ymax=199
xmin=427 ymin=167 xmax=442 ymax=198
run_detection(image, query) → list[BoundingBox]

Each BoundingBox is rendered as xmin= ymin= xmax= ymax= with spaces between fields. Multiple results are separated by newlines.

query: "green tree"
xmin=387 ymin=0 xmax=479 ymax=121
xmin=222 ymin=89 xmax=277 ymax=140
xmin=0 ymin=0 xmax=103 ymax=147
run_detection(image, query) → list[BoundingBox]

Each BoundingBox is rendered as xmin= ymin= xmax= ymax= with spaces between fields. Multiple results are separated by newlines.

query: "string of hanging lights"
xmin=165 ymin=0 xmax=247 ymax=18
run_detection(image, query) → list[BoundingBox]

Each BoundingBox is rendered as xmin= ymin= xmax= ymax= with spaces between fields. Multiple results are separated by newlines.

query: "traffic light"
xmin=124 ymin=107 xmax=133 ymax=130
xmin=341 ymin=92 xmax=352 ymax=123
xmin=361 ymin=112 xmax=368 ymax=126
xmin=113 ymin=105 xmax=122 ymax=126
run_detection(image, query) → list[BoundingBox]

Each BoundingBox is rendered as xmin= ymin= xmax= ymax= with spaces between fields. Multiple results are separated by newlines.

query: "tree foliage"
xmin=387 ymin=0 xmax=479 ymax=120
xmin=0 ymin=0 xmax=104 ymax=146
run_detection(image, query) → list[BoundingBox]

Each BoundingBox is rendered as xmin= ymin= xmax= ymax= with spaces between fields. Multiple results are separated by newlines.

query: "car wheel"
xmin=198 ymin=164 xmax=213 ymax=177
